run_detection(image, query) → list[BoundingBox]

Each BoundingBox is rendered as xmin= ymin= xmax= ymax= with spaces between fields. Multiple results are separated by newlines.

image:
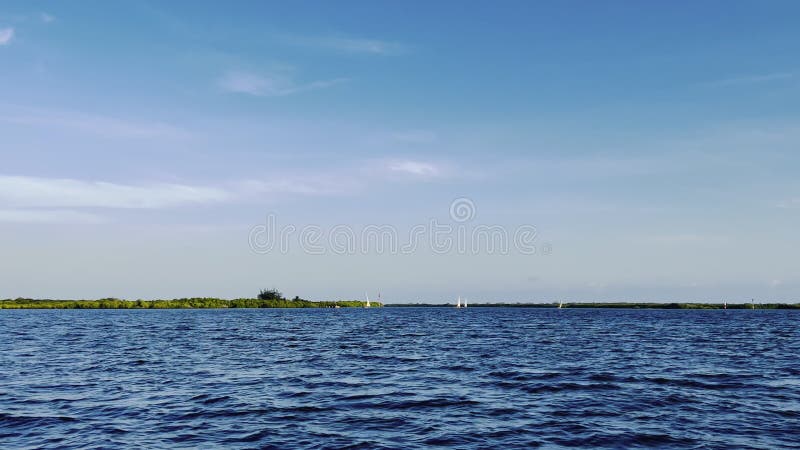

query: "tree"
xmin=258 ymin=288 xmax=283 ymax=301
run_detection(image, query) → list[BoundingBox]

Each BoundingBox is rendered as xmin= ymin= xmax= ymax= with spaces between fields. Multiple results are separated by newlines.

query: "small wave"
xmin=0 ymin=413 xmax=78 ymax=427
xmin=445 ymin=364 xmax=476 ymax=372
xmin=384 ymin=397 xmax=481 ymax=410
xmin=646 ymin=377 xmax=746 ymax=390
xmin=488 ymin=370 xmax=563 ymax=381
xmin=521 ymin=382 xmax=620 ymax=394
xmin=201 ymin=395 xmax=232 ymax=405
xmin=554 ymin=432 xmax=698 ymax=447
xmin=226 ymin=429 xmax=272 ymax=443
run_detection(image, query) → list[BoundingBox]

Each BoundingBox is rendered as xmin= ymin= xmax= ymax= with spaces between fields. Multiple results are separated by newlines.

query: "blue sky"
xmin=1 ymin=1 xmax=799 ymax=301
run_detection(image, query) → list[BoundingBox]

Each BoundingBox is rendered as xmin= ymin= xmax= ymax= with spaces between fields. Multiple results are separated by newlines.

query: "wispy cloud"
xmin=386 ymin=160 xmax=444 ymax=177
xmin=219 ymin=70 xmax=347 ymax=97
xmin=238 ymin=176 xmax=359 ymax=197
xmin=40 ymin=13 xmax=55 ymax=24
xmin=0 ymin=209 xmax=106 ymax=224
xmin=704 ymin=72 xmax=794 ymax=87
xmin=239 ymin=160 xmax=451 ymax=199
xmin=0 ymin=176 xmax=230 ymax=209
xmin=0 ymin=105 xmax=190 ymax=139
xmin=0 ymin=27 xmax=14 ymax=45
xmin=0 ymin=160 xmax=454 ymax=214
xmin=285 ymin=34 xmax=406 ymax=55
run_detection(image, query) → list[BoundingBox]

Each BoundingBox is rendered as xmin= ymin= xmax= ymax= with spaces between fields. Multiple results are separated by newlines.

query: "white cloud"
xmin=0 ymin=105 xmax=190 ymax=139
xmin=286 ymin=35 xmax=406 ymax=55
xmin=0 ymin=176 xmax=230 ymax=209
xmin=240 ymin=160 xmax=452 ymax=198
xmin=40 ymin=13 xmax=55 ymax=23
xmin=219 ymin=70 xmax=347 ymax=97
xmin=0 ymin=28 xmax=14 ymax=45
xmin=0 ymin=209 xmax=106 ymax=224
xmin=238 ymin=176 xmax=358 ymax=197
xmin=387 ymin=160 xmax=442 ymax=177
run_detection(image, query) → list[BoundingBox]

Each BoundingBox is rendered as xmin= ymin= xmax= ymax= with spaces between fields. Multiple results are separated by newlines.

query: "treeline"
xmin=0 ymin=298 xmax=380 ymax=309
xmin=561 ymin=302 xmax=799 ymax=309
xmin=386 ymin=302 xmax=800 ymax=309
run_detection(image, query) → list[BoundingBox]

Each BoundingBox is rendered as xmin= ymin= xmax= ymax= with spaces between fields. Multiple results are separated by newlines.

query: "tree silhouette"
xmin=258 ymin=288 xmax=283 ymax=301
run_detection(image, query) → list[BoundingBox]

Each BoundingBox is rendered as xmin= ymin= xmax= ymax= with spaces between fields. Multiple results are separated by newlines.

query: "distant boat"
xmin=365 ymin=292 xmax=371 ymax=308
xmin=558 ymin=300 xmax=563 ymax=309
xmin=456 ymin=296 xmax=462 ymax=308
xmin=723 ymin=300 xmax=727 ymax=310
xmin=464 ymin=297 xmax=468 ymax=308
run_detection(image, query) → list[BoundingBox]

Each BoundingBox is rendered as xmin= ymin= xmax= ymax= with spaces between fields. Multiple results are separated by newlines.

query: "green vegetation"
xmin=0 ymin=293 xmax=381 ymax=309
xmin=0 ymin=287 xmax=384 ymax=309
xmin=553 ymin=302 xmax=799 ymax=309
xmin=385 ymin=302 xmax=800 ymax=309
xmin=257 ymin=288 xmax=283 ymax=301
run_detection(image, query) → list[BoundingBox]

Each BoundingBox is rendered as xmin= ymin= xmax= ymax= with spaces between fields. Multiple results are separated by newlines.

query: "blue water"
xmin=1 ymin=308 xmax=798 ymax=449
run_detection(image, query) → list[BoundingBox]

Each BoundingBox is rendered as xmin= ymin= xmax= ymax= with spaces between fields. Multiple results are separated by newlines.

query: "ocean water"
xmin=1 ymin=308 xmax=798 ymax=449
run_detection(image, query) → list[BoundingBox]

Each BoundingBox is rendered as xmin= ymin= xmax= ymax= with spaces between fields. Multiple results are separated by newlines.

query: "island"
xmin=0 ymin=289 xmax=381 ymax=309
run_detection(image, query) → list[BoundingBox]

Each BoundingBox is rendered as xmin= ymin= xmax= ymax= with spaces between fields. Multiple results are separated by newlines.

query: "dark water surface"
xmin=1 ymin=308 xmax=798 ymax=449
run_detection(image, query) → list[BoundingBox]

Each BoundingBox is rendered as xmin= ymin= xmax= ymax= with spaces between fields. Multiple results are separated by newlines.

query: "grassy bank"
xmin=385 ymin=302 xmax=800 ymax=309
xmin=0 ymin=298 xmax=381 ymax=309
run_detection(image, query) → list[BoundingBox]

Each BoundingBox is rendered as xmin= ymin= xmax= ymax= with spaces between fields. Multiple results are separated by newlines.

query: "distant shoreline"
xmin=386 ymin=302 xmax=800 ymax=309
xmin=1 ymin=299 xmax=798 ymax=310
xmin=0 ymin=298 xmax=380 ymax=309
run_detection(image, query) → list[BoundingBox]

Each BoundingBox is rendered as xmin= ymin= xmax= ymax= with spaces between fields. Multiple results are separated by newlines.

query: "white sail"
xmin=365 ymin=292 xmax=371 ymax=308
xmin=456 ymin=296 xmax=461 ymax=308
xmin=464 ymin=297 xmax=467 ymax=308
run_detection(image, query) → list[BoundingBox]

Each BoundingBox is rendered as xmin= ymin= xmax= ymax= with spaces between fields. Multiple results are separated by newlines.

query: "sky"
xmin=1 ymin=1 xmax=799 ymax=302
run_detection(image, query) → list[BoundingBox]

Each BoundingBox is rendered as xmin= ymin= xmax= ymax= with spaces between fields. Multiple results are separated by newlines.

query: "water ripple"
xmin=1 ymin=308 xmax=799 ymax=448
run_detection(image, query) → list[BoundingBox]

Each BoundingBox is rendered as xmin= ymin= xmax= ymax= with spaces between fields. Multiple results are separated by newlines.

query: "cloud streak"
xmin=0 ymin=176 xmax=230 ymax=209
xmin=388 ymin=160 xmax=442 ymax=177
xmin=285 ymin=34 xmax=406 ymax=55
xmin=0 ymin=209 xmax=106 ymax=224
xmin=0 ymin=157 xmax=455 ymax=224
xmin=0 ymin=105 xmax=190 ymax=139
xmin=238 ymin=176 xmax=359 ymax=197
xmin=219 ymin=70 xmax=347 ymax=97
xmin=0 ymin=27 xmax=14 ymax=45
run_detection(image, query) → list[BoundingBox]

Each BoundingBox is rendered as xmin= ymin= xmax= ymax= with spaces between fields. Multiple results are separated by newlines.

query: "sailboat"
xmin=558 ymin=300 xmax=564 ymax=309
xmin=456 ymin=296 xmax=462 ymax=308
xmin=364 ymin=292 xmax=371 ymax=308
xmin=463 ymin=297 xmax=468 ymax=308
xmin=723 ymin=300 xmax=727 ymax=310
